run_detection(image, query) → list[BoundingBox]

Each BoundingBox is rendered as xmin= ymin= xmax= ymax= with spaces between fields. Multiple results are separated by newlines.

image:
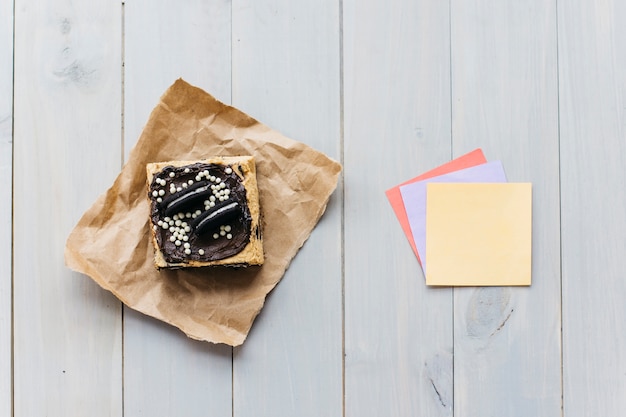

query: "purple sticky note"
xmin=399 ymin=160 xmax=507 ymax=274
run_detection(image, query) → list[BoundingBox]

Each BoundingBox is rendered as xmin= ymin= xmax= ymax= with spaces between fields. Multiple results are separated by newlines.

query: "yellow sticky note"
xmin=425 ymin=183 xmax=532 ymax=286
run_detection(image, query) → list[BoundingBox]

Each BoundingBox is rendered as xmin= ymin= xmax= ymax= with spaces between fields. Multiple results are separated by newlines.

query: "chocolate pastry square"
xmin=146 ymin=156 xmax=263 ymax=269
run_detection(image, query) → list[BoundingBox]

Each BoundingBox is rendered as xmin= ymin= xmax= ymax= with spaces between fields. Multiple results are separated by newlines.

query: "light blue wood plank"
xmin=123 ymin=309 xmax=233 ymax=417
xmin=0 ymin=1 xmax=13 ymax=415
xmin=450 ymin=0 xmax=561 ymax=415
xmin=123 ymin=1 xmax=233 ymax=416
xmin=343 ymin=0 xmax=454 ymax=415
xmin=12 ymin=0 xmax=123 ymax=415
xmin=231 ymin=1 xmax=343 ymax=416
xmin=123 ymin=0 xmax=232 ymax=159
xmin=559 ymin=0 xmax=626 ymax=415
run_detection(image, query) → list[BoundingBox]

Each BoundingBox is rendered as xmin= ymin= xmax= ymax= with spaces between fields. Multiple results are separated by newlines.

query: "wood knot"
xmin=424 ymin=351 xmax=453 ymax=414
xmin=466 ymin=287 xmax=513 ymax=338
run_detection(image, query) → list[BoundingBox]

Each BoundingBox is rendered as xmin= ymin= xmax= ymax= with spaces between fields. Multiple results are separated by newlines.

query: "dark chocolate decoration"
xmin=192 ymin=201 xmax=241 ymax=236
xmin=160 ymin=181 xmax=212 ymax=216
xmin=149 ymin=162 xmax=252 ymax=263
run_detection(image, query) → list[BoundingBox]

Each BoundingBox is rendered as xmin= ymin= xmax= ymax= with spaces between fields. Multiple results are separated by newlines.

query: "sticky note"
xmin=425 ymin=183 xmax=532 ymax=286
xmin=399 ymin=161 xmax=507 ymax=273
xmin=385 ymin=149 xmax=487 ymax=263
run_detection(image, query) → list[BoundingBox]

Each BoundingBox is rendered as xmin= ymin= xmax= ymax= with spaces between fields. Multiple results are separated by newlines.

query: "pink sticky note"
xmin=399 ymin=160 xmax=507 ymax=274
xmin=385 ymin=149 xmax=487 ymax=263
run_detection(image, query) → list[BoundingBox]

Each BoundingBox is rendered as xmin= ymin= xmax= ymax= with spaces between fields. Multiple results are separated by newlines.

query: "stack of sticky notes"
xmin=385 ymin=149 xmax=532 ymax=286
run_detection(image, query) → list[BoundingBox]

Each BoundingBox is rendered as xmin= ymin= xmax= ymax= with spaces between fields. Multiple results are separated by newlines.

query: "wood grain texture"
xmin=559 ymin=0 xmax=626 ymax=415
xmin=450 ymin=0 xmax=561 ymax=415
xmin=343 ymin=0 xmax=454 ymax=415
xmin=123 ymin=1 xmax=233 ymax=415
xmin=231 ymin=1 xmax=343 ymax=416
xmin=12 ymin=1 xmax=123 ymax=415
xmin=0 ymin=1 xmax=13 ymax=415
xmin=123 ymin=0 xmax=232 ymax=158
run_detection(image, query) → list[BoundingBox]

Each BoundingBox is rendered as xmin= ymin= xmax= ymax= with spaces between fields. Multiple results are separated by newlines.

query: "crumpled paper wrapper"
xmin=65 ymin=79 xmax=342 ymax=346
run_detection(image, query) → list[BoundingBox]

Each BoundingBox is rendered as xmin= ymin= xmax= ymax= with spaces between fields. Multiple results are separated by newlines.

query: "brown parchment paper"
xmin=65 ymin=79 xmax=342 ymax=346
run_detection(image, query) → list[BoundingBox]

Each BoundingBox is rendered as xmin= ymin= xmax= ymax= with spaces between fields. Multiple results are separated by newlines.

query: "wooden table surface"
xmin=3 ymin=0 xmax=625 ymax=415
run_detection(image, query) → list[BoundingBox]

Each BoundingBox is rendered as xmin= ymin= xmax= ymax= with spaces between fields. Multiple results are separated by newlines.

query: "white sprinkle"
xmin=209 ymin=202 xmax=215 ymax=208
xmin=215 ymin=177 xmax=221 ymax=183
xmin=224 ymin=189 xmax=230 ymax=195
xmin=183 ymin=242 xmax=190 ymax=249
xmin=188 ymin=180 xmax=193 ymax=185
xmin=226 ymin=233 xmax=232 ymax=240
xmin=164 ymin=217 xmax=171 ymax=222
xmin=184 ymin=226 xmax=191 ymax=233
xmin=153 ymin=225 xmax=158 ymax=231
xmin=220 ymin=182 xmax=226 ymax=189
xmin=168 ymin=220 xmax=174 ymax=226
xmin=182 ymin=235 xmax=189 ymax=241
xmin=177 ymin=187 xmax=182 ymax=192
xmin=175 ymin=219 xmax=182 ymax=226
xmin=209 ymin=196 xmax=216 ymax=202
xmin=169 ymin=235 xmax=176 ymax=242
xmin=175 ymin=240 xmax=181 ymax=246
xmin=169 ymin=172 xmax=175 ymax=178
xmin=156 ymin=197 xmax=162 ymax=203
xmin=220 ymin=230 xmax=226 ymax=236
xmin=182 ymin=183 xmax=188 ymax=188
xmin=225 ymin=167 xmax=233 ymax=174
xmin=184 ymin=168 xmax=190 ymax=173
xmin=195 ymin=175 xmax=201 ymax=181
xmin=192 ymin=213 xmax=198 ymax=219
xmin=185 ymin=212 xmax=191 ymax=218
xmin=184 ymin=249 xmax=191 ymax=255
xmin=209 ymin=175 xmax=216 ymax=182
xmin=152 ymin=190 xmax=158 ymax=197
xmin=225 ymin=225 xmax=231 ymax=232
xmin=213 ymin=233 xmax=219 ymax=239
xmin=158 ymin=189 xmax=165 ymax=196
xmin=195 ymin=210 xmax=202 ymax=216
xmin=157 ymin=220 xmax=163 ymax=226
xmin=162 ymin=223 xmax=169 ymax=230
xmin=173 ymin=214 xmax=179 ymax=220
xmin=203 ymin=170 xmax=210 ymax=177
xmin=198 ymin=249 xmax=205 ymax=255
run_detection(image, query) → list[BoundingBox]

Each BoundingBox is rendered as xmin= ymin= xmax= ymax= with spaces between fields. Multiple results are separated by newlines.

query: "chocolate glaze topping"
xmin=149 ymin=162 xmax=252 ymax=264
